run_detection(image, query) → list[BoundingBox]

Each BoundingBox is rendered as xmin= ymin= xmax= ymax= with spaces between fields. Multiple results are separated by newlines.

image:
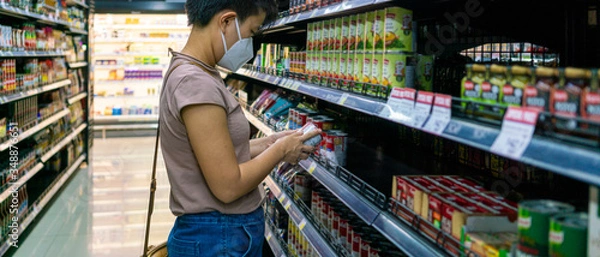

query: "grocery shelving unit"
xmin=91 ymin=13 xmax=189 ymax=137
xmin=0 ymin=0 xmax=92 ymax=255
xmin=225 ymin=0 xmax=600 ymax=256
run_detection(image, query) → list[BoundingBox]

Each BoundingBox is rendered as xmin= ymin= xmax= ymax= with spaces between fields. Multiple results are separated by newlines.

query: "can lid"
xmin=551 ymin=212 xmax=588 ymax=228
xmin=565 ymin=67 xmax=588 ymax=79
xmin=535 ymin=66 xmax=555 ymax=77
xmin=519 ymin=200 xmax=575 ymax=213
xmin=510 ymin=66 xmax=530 ymax=75
xmin=472 ymin=64 xmax=487 ymax=72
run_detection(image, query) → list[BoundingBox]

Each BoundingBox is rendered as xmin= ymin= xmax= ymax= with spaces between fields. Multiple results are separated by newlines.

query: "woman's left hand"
xmin=268 ymin=130 xmax=297 ymax=145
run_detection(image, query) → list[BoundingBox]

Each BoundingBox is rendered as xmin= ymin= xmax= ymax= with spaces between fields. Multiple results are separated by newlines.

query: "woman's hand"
xmin=273 ymin=130 xmax=322 ymax=165
xmin=267 ymin=130 xmax=296 ymax=145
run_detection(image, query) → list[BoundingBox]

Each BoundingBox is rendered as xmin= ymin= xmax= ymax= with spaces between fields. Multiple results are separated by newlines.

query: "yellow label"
xmin=308 ymin=162 xmax=318 ymax=174
xmin=299 ymin=219 xmax=307 ymax=230
xmin=384 ymin=7 xmax=414 ymax=51
xmin=278 ymin=195 xmax=286 ymax=203
xmin=284 ymin=201 xmax=291 ymax=210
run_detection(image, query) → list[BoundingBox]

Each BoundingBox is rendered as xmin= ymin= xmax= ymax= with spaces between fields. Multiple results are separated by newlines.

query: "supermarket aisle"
xmin=12 ymin=137 xmax=173 ymax=257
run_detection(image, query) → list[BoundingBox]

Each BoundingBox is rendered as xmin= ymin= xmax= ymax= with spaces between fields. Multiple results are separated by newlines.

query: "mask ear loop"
xmin=234 ymin=17 xmax=242 ymax=41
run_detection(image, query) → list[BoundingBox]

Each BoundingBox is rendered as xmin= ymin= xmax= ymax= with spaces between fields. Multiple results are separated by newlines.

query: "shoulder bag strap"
xmin=142 ymin=57 xmax=214 ymax=257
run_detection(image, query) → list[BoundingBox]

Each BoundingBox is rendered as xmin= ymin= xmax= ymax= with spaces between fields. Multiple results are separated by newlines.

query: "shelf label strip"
xmin=490 ymin=106 xmax=539 ymax=159
xmin=423 ymin=94 xmax=452 ymax=135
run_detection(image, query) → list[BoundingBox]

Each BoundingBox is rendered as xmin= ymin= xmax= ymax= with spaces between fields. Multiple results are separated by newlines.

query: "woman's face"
xmin=221 ymin=11 xmax=266 ymax=50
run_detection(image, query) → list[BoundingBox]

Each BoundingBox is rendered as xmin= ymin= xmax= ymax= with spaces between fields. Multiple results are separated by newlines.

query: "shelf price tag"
xmin=307 ymin=162 xmax=318 ymax=174
xmin=266 ymin=232 xmax=273 ymax=241
xmin=298 ymin=219 xmax=307 ymax=231
xmin=422 ymin=94 xmax=452 ymax=135
xmin=278 ymin=195 xmax=286 ymax=203
xmin=284 ymin=201 xmax=291 ymax=211
xmin=412 ymin=91 xmax=434 ymax=128
xmin=490 ymin=107 xmax=539 ymax=159
xmin=379 ymin=88 xmax=415 ymax=125
xmin=291 ymin=81 xmax=302 ymax=90
xmin=338 ymin=93 xmax=349 ymax=105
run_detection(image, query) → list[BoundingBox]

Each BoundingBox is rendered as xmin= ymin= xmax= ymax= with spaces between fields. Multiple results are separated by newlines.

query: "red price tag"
xmin=380 ymin=88 xmax=416 ymax=125
xmin=412 ymin=91 xmax=434 ymax=128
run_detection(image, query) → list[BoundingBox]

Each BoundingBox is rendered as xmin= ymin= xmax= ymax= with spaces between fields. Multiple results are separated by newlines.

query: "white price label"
xmin=412 ymin=91 xmax=434 ymax=128
xmin=338 ymin=93 xmax=349 ymax=105
xmin=490 ymin=107 xmax=539 ymax=159
xmin=423 ymin=94 xmax=452 ymax=135
xmin=284 ymin=201 xmax=291 ymax=211
xmin=291 ymin=81 xmax=302 ymax=90
xmin=379 ymin=88 xmax=416 ymax=125
xmin=298 ymin=219 xmax=307 ymax=231
xmin=307 ymin=162 xmax=317 ymax=174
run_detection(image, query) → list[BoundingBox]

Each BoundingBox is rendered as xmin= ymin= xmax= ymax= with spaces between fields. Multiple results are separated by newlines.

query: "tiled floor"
xmin=13 ymin=137 xmax=174 ymax=257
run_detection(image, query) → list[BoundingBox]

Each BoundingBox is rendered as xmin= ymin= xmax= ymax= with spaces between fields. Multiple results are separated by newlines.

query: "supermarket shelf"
xmin=0 ymin=163 xmax=44 ymax=203
xmin=94 ymin=64 xmax=166 ymax=69
xmin=265 ymin=222 xmax=287 ymax=257
xmin=94 ymin=52 xmax=167 ymax=57
xmin=94 ymin=38 xmax=186 ymax=43
xmin=231 ymin=69 xmax=600 ymax=187
xmin=263 ymin=176 xmax=338 ymax=257
xmin=0 ymin=3 xmax=70 ymax=26
xmin=0 ymin=153 xmax=85 ymax=257
xmin=67 ymin=92 xmax=88 ymax=105
xmin=242 ymin=108 xmax=275 ymax=136
xmin=95 ymin=79 xmax=164 ymax=84
xmin=266 ymin=0 xmax=392 ymax=32
xmin=66 ymin=0 xmax=89 ymax=9
xmin=0 ymin=79 xmax=71 ymax=105
xmin=95 ymin=24 xmax=189 ymax=30
xmin=68 ymin=62 xmax=88 ymax=69
xmin=0 ymin=50 xmax=65 ymax=57
xmin=41 ymin=123 xmax=87 ymax=162
xmin=298 ymin=159 xmax=382 ymax=224
xmin=0 ymin=108 xmax=70 ymax=152
xmin=69 ymin=27 xmax=88 ymax=35
xmin=94 ymin=114 xmax=158 ymax=123
xmin=247 ymin=109 xmax=450 ymax=257
xmin=94 ymin=95 xmax=159 ymax=99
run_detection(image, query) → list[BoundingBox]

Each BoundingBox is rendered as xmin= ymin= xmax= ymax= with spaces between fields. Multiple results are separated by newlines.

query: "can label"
xmin=518 ymin=201 xmax=575 ymax=257
xmin=339 ymin=218 xmax=349 ymax=250
xmin=352 ymin=232 xmax=361 ymax=257
xmin=321 ymin=54 xmax=328 ymax=77
xmin=331 ymin=52 xmax=339 ymax=79
xmin=323 ymin=22 xmax=331 ymax=51
xmin=549 ymin=213 xmax=588 ymax=257
xmin=384 ymin=7 xmax=413 ymax=51
xmin=301 ymin=123 xmax=323 ymax=147
xmin=307 ymin=23 xmax=314 ymax=51
xmin=294 ymin=173 xmax=312 ymax=203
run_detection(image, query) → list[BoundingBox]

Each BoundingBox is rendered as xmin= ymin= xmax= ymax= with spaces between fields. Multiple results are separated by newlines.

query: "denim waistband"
xmin=177 ymin=207 xmax=264 ymax=226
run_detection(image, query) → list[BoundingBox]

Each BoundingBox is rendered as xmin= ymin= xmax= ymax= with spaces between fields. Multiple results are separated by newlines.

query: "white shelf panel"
xmin=67 ymin=92 xmax=88 ymax=105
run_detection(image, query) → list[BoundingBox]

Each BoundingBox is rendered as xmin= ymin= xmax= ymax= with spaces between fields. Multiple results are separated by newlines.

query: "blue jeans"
xmin=167 ymin=207 xmax=264 ymax=257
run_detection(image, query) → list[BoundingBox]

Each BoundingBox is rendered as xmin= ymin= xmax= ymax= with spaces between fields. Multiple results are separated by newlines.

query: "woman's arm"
xmin=182 ymin=104 xmax=319 ymax=204
xmin=249 ymin=131 xmax=295 ymax=158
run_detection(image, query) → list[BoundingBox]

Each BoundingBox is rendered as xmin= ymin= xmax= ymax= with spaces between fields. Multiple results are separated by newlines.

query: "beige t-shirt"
xmin=159 ymin=51 xmax=264 ymax=216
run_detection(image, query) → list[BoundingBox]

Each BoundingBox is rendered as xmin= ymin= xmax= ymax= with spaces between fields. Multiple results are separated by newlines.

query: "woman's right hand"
xmin=273 ymin=130 xmax=322 ymax=165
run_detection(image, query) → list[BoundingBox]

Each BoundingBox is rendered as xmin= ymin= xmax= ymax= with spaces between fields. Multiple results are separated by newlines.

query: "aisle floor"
xmin=13 ymin=137 xmax=174 ymax=257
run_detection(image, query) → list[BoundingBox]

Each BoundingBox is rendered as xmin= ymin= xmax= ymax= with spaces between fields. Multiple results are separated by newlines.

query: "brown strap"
xmin=142 ymin=57 xmax=211 ymax=257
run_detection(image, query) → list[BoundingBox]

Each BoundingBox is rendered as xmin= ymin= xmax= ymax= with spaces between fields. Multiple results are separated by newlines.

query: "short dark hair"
xmin=186 ymin=0 xmax=278 ymax=27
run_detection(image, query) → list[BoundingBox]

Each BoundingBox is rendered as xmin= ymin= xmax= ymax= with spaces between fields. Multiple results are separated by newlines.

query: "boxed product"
xmin=463 ymin=232 xmax=516 ymax=257
xmin=384 ymin=7 xmax=413 ymax=52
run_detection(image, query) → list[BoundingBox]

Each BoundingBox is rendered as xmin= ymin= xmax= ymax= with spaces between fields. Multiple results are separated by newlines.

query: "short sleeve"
xmin=172 ymin=74 xmax=227 ymax=117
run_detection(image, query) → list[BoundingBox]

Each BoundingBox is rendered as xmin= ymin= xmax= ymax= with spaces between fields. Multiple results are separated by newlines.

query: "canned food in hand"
xmin=300 ymin=122 xmax=323 ymax=147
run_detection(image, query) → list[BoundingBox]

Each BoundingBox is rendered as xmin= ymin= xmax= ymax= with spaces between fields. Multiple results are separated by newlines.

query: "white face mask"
xmin=217 ymin=18 xmax=254 ymax=72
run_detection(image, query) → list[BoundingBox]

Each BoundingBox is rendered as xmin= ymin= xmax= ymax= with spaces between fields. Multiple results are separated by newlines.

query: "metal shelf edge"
xmin=68 ymin=62 xmax=88 ymax=69
xmin=0 ymin=163 xmax=44 ymax=203
xmin=67 ymin=92 xmax=88 ymax=105
xmin=242 ymin=108 xmax=275 ymax=136
xmin=265 ymin=223 xmax=287 ymax=257
xmin=298 ymin=159 xmax=380 ymax=224
xmin=1 ymin=79 xmax=71 ymax=105
xmin=264 ymin=176 xmax=338 ymax=257
xmin=371 ymin=212 xmax=448 ymax=257
xmin=0 ymin=109 xmax=70 ymax=152
xmin=41 ymin=123 xmax=87 ymax=162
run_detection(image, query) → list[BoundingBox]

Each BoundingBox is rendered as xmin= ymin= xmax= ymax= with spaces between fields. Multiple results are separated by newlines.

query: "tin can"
xmin=339 ymin=215 xmax=350 ymax=250
xmin=384 ymin=7 xmax=414 ymax=52
xmin=360 ymin=234 xmax=372 ymax=257
xmin=518 ymin=200 xmax=575 ymax=257
xmin=321 ymin=52 xmax=329 ymax=83
xmin=300 ymin=122 xmax=323 ymax=147
xmin=374 ymin=9 xmax=386 ymax=50
xmin=321 ymin=199 xmax=331 ymax=228
xmin=298 ymin=112 xmax=308 ymax=127
xmin=351 ymin=227 xmax=363 ymax=257
xmin=549 ymin=212 xmax=588 ymax=257
xmin=324 ymin=131 xmax=347 ymax=167
xmin=365 ymin=11 xmax=376 ymax=51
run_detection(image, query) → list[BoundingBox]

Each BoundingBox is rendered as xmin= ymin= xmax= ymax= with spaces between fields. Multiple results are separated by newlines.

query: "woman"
xmin=160 ymin=0 xmax=321 ymax=256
